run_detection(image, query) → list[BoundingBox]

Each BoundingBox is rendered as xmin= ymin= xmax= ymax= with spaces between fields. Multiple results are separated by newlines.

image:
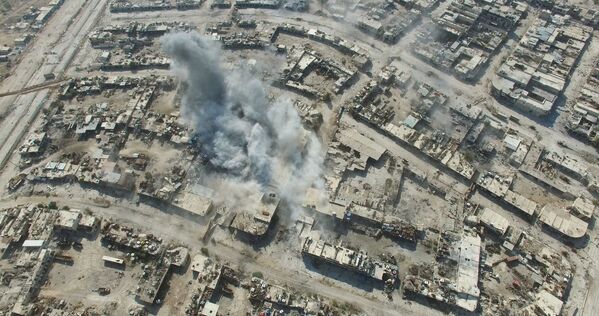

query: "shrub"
xmin=252 ymin=271 xmax=264 ymax=279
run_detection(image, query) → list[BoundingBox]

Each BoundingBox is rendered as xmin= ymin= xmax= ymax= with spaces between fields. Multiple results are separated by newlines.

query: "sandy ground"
xmin=0 ymin=0 xmax=109 ymax=173
xmin=121 ymin=139 xmax=182 ymax=174
xmin=0 ymin=2 xmax=597 ymax=315
xmin=0 ymin=188 xmax=446 ymax=316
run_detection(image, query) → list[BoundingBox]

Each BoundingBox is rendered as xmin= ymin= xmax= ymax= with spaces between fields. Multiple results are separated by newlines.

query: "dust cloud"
xmin=161 ymin=32 xmax=325 ymax=217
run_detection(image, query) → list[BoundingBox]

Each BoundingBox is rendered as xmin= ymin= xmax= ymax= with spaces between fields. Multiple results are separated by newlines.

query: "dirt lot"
xmin=40 ymin=229 xmax=141 ymax=315
xmin=395 ymin=177 xmax=456 ymax=230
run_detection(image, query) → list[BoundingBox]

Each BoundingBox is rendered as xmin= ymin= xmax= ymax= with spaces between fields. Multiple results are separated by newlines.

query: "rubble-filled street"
xmin=1 ymin=0 xmax=599 ymax=315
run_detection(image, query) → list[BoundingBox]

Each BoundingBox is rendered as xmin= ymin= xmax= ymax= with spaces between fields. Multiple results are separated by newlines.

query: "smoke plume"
xmin=161 ymin=32 xmax=324 ymax=216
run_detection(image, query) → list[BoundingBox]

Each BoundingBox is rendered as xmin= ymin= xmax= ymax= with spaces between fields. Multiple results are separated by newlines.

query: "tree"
xmin=252 ymin=271 xmax=264 ymax=279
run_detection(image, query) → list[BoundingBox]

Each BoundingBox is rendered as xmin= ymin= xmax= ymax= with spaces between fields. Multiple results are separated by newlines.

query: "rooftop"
xmin=230 ymin=192 xmax=280 ymax=236
xmin=539 ymin=204 xmax=588 ymax=239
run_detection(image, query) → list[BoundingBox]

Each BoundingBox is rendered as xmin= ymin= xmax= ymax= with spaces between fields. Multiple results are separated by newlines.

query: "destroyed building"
xmin=280 ymin=47 xmax=357 ymax=98
xmin=271 ymin=24 xmax=372 ymax=70
xmin=566 ymin=60 xmax=599 ymax=143
xmin=229 ymin=192 xmax=280 ymax=237
xmin=136 ymin=256 xmax=172 ymax=304
xmin=302 ymin=237 xmax=399 ymax=289
xmin=2 ymin=0 xmax=599 ymax=314
xmin=0 ymin=204 xmax=99 ymax=314
xmin=412 ymin=0 xmax=526 ymax=81
xmin=403 ymin=229 xmax=482 ymax=312
xmin=354 ymin=1 xmax=422 ymax=44
xmin=492 ymin=14 xmax=591 ymax=115
xmin=100 ymin=221 xmax=163 ymax=257
xmin=109 ymin=0 xmax=202 ymax=12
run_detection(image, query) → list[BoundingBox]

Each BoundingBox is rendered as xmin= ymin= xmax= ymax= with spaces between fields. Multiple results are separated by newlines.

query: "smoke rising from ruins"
xmin=161 ymin=32 xmax=324 ymax=213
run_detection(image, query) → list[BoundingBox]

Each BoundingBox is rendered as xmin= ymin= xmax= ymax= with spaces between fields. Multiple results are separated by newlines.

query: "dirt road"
xmin=0 ymin=0 xmax=109 ymax=171
xmin=0 ymin=191 xmax=443 ymax=315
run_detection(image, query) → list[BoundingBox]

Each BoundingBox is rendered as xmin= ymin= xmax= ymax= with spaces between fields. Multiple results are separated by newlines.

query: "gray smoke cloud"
xmin=161 ymin=32 xmax=325 ymax=215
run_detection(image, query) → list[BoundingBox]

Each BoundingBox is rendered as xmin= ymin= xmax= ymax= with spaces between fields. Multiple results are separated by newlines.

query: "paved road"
xmin=0 ymin=0 xmax=109 ymax=170
xmin=0 ymin=4 xmax=595 ymax=315
xmin=82 ymin=2 xmax=599 ymax=163
xmin=581 ymin=229 xmax=599 ymax=316
xmin=397 ymin=47 xmax=598 ymax=159
xmin=0 ymin=193 xmax=441 ymax=315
